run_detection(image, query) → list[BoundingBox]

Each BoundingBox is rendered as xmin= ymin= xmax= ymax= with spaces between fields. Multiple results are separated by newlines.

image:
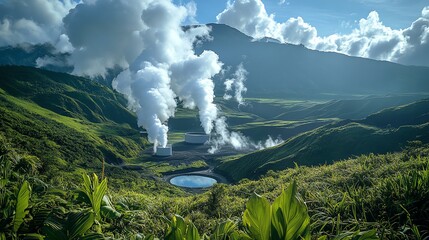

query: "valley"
xmin=1 ymin=24 xmax=429 ymax=240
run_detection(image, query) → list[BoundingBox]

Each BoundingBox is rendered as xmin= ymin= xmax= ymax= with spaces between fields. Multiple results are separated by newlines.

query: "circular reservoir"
xmin=170 ymin=175 xmax=217 ymax=188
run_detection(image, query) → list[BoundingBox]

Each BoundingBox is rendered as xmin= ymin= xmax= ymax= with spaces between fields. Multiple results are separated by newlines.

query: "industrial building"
xmin=155 ymin=144 xmax=172 ymax=156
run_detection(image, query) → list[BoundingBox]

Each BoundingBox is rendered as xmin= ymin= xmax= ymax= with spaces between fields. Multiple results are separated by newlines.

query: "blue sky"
xmin=175 ymin=0 xmax=429 ymax=36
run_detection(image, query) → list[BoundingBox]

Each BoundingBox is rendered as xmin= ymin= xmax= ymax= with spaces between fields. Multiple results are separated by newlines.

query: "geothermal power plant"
xmin=153 ymin=132 xmax=210 ymax=157
xmin=155 ymin=144 xmax=172 ymax=157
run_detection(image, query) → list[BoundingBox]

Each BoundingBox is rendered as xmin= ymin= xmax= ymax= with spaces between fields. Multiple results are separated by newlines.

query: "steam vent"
xmin=185 ymin=132 xmax=209 ymax=144
xmin=155 ymin=144 xmax=172 ymax=156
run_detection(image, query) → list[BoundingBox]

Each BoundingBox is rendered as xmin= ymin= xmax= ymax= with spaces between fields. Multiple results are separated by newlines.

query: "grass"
xmin=1 ymin=66 xmax=429 ymax=238
xmin=4 ymin=135 xmax=428 ymax=238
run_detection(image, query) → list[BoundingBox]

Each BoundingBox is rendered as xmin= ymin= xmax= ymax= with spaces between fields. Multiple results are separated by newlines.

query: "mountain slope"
xmin=198 ymin=24 xmax=429 ymax=98
xmin=2 ymin=25 xmax=429 ymax=100
xmin=0 ymin=66 xmax=136 ymax=125
xmin=275 ymin=95 xmax=429 ymax=120
xmin=216 ymin=99 xmax=429 ymax=181
xmin=0 ymin=66 xmax=145 ymax=175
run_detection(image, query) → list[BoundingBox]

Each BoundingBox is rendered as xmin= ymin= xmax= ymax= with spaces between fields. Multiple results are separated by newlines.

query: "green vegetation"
xmin=0 ymin=66 xmax=184 ymax=194
xmin=2 ymin=130 xmax=429 ymax=239
xmin=1 ymin=66 xmax=429 ymax=239
xmin=217 ymin=99 xmax=429 ymax=181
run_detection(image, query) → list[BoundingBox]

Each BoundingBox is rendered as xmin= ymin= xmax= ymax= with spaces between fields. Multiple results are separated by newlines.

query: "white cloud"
xmin=217 ymin=0 xmax=429 ymax=67
xmin=63 ymin=0 xmax=147 ymax=77
xmin=216 ymin=0 xmax=280 ymax=40
xmin=0 ymin=0 xmax=75 ymax=47
xmin=216 ymin=0 xmax=317 ymax=45
xmin=185 ymin=1 xmax=198 ymax=24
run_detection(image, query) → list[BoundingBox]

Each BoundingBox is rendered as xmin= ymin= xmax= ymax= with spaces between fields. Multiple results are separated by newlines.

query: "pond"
xmin=169 ymin=175 xmax=217 ymax=188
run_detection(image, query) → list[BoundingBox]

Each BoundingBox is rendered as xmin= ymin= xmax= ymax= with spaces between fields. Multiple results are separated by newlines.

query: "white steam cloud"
xmin=0 ymin=0 xmax=291 ymax=153
xmin=223 ymin=63 xmax=248 ymax=106
xmin=209 ymin=117 xmax=283 ymax=153
xmin=217 ymin=0 xmax=429 ymax=67
xmin=112 ymin=0 xmax=223 ymax=151
xmin=0 ymin=0 xmax=76 ymax=47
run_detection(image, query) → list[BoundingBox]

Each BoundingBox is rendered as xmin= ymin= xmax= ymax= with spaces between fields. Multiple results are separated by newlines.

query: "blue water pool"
xmin=169 ymin=175 xmax=217 ymax=188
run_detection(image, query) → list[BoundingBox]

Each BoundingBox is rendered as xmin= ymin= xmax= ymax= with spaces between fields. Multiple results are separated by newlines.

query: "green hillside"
xmin=0 ymin=66 xmax=149 ymax=181
xmin=216 ymin=99 xmax=429 ymax=181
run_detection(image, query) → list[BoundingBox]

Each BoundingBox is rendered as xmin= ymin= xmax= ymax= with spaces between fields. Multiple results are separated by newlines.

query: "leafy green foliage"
xmin=13 ymin=180 xmax=31 ymax=232
xmin=210 ymin=220 xmax=243 ymax=240
xmin=242 ymin=181 xmax=310 ymax=240
xmin=1 ymin=65 xmax=428 ymax=239
xmin=217 ymin=99 xmax=429 ymax=181
xmin=80 ymin=173 xmax=108 ymax=221
xmin=271 ymin=181 xmax=310 ymax=240
xmin=43 ymin=210 xmax=99 ymax=240
xmin=165 ymin=214 xmax=201 ymax=240
xmin=242 ymin=193 xmax=271 ymax=239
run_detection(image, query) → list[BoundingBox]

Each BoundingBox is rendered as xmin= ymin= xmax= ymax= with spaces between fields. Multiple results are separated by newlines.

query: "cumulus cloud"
xmin=217 ymin=0 xmax=429 ymax=67
xmin=216 ymin=0 xmax=317 ymax=45
xmin=63 ymin=0 xmax=147 ymax=77
xmin=217 ymin=0 xmax=280 ymax=40
xmin=0 ymin=0 xmax=75 ymax=47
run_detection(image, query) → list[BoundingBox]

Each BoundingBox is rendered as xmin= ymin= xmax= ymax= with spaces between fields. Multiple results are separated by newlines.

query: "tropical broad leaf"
xmin=271 ymin=181 xmax=311 ymax=240
xmin=165 ymin=215 xmax=200 ymax=240
xmin=13 ymin=180 xmax=31 ymax=232
xmin=80 ymin=173 xmax=108 ymax=221
xmin=43 ymin=216 xmax=68 ymax=240
xmin=66 ymin=211 xmax=96 ymax=239
xmin=100 ymin=195 xmax=120 ymax=219
xmin=185 ymin=223 xmax=200 ymax=240
xmin=92 ymin=174 xmax=107 ymax=220
xmin=242 ymin=193 xmax=271 ymax=240
xmin=165 ymin=215 xmax=185 ymax=240
xmin=100 ymin=205 xmax=121 ymax=219
xmin=210 ymin=220 xmax=241 ymax=240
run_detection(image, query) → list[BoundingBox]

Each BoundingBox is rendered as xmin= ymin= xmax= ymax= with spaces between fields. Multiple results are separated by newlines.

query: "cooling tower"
xmin=155 ymin=144 xmax=172 ymax=156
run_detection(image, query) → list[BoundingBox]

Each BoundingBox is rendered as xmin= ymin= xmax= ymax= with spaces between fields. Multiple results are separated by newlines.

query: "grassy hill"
xmin=0 ymin=66 xmax=148 ymax=181
xmin=275 ymin=95 xmax=428 ymax=120
xmin=216 ymin=99 xmax=429 ymax=181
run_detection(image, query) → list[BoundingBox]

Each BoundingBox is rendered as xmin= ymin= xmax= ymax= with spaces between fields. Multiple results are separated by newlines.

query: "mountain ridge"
xmin=1 ymin=24 xmax=429 ymax=100
xmin=200 ymin=23 xmax=429 ymax=98
xmin=215 ymin=98 xmax=429 ymax=181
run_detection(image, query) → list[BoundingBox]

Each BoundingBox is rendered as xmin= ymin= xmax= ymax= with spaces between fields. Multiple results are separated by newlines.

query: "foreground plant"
xmin=242 ymin=181 xmax=311 ymax=240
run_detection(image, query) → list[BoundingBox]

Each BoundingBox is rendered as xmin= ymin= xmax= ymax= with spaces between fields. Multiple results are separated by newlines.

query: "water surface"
xmin=170 ymin=175 xmax=217 ymax=188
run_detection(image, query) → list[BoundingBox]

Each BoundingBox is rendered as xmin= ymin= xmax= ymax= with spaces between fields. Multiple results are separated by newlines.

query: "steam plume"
xmin=223 ymin=63 xmax=248 ymax=106
xmin=112 ymin=0 xmax=222 ymax=150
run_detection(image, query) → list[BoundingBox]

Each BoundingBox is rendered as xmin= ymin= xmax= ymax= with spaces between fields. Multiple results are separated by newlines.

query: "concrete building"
xmin=155 ymin=144 xmax=172 ymax=156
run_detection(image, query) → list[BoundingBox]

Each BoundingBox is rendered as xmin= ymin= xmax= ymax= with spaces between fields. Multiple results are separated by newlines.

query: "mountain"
xmin=215 ymin=98 xmax=429 ymax=181
xmin=0 ymin=66 xmax=145 ymax=175
xmin=197 ymin=24 xmax=429 ymax=99
xmin=2 ymin=24 xmax=429 ymax=100
xmin=0 ymin=43 xmax=71 ymax=72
